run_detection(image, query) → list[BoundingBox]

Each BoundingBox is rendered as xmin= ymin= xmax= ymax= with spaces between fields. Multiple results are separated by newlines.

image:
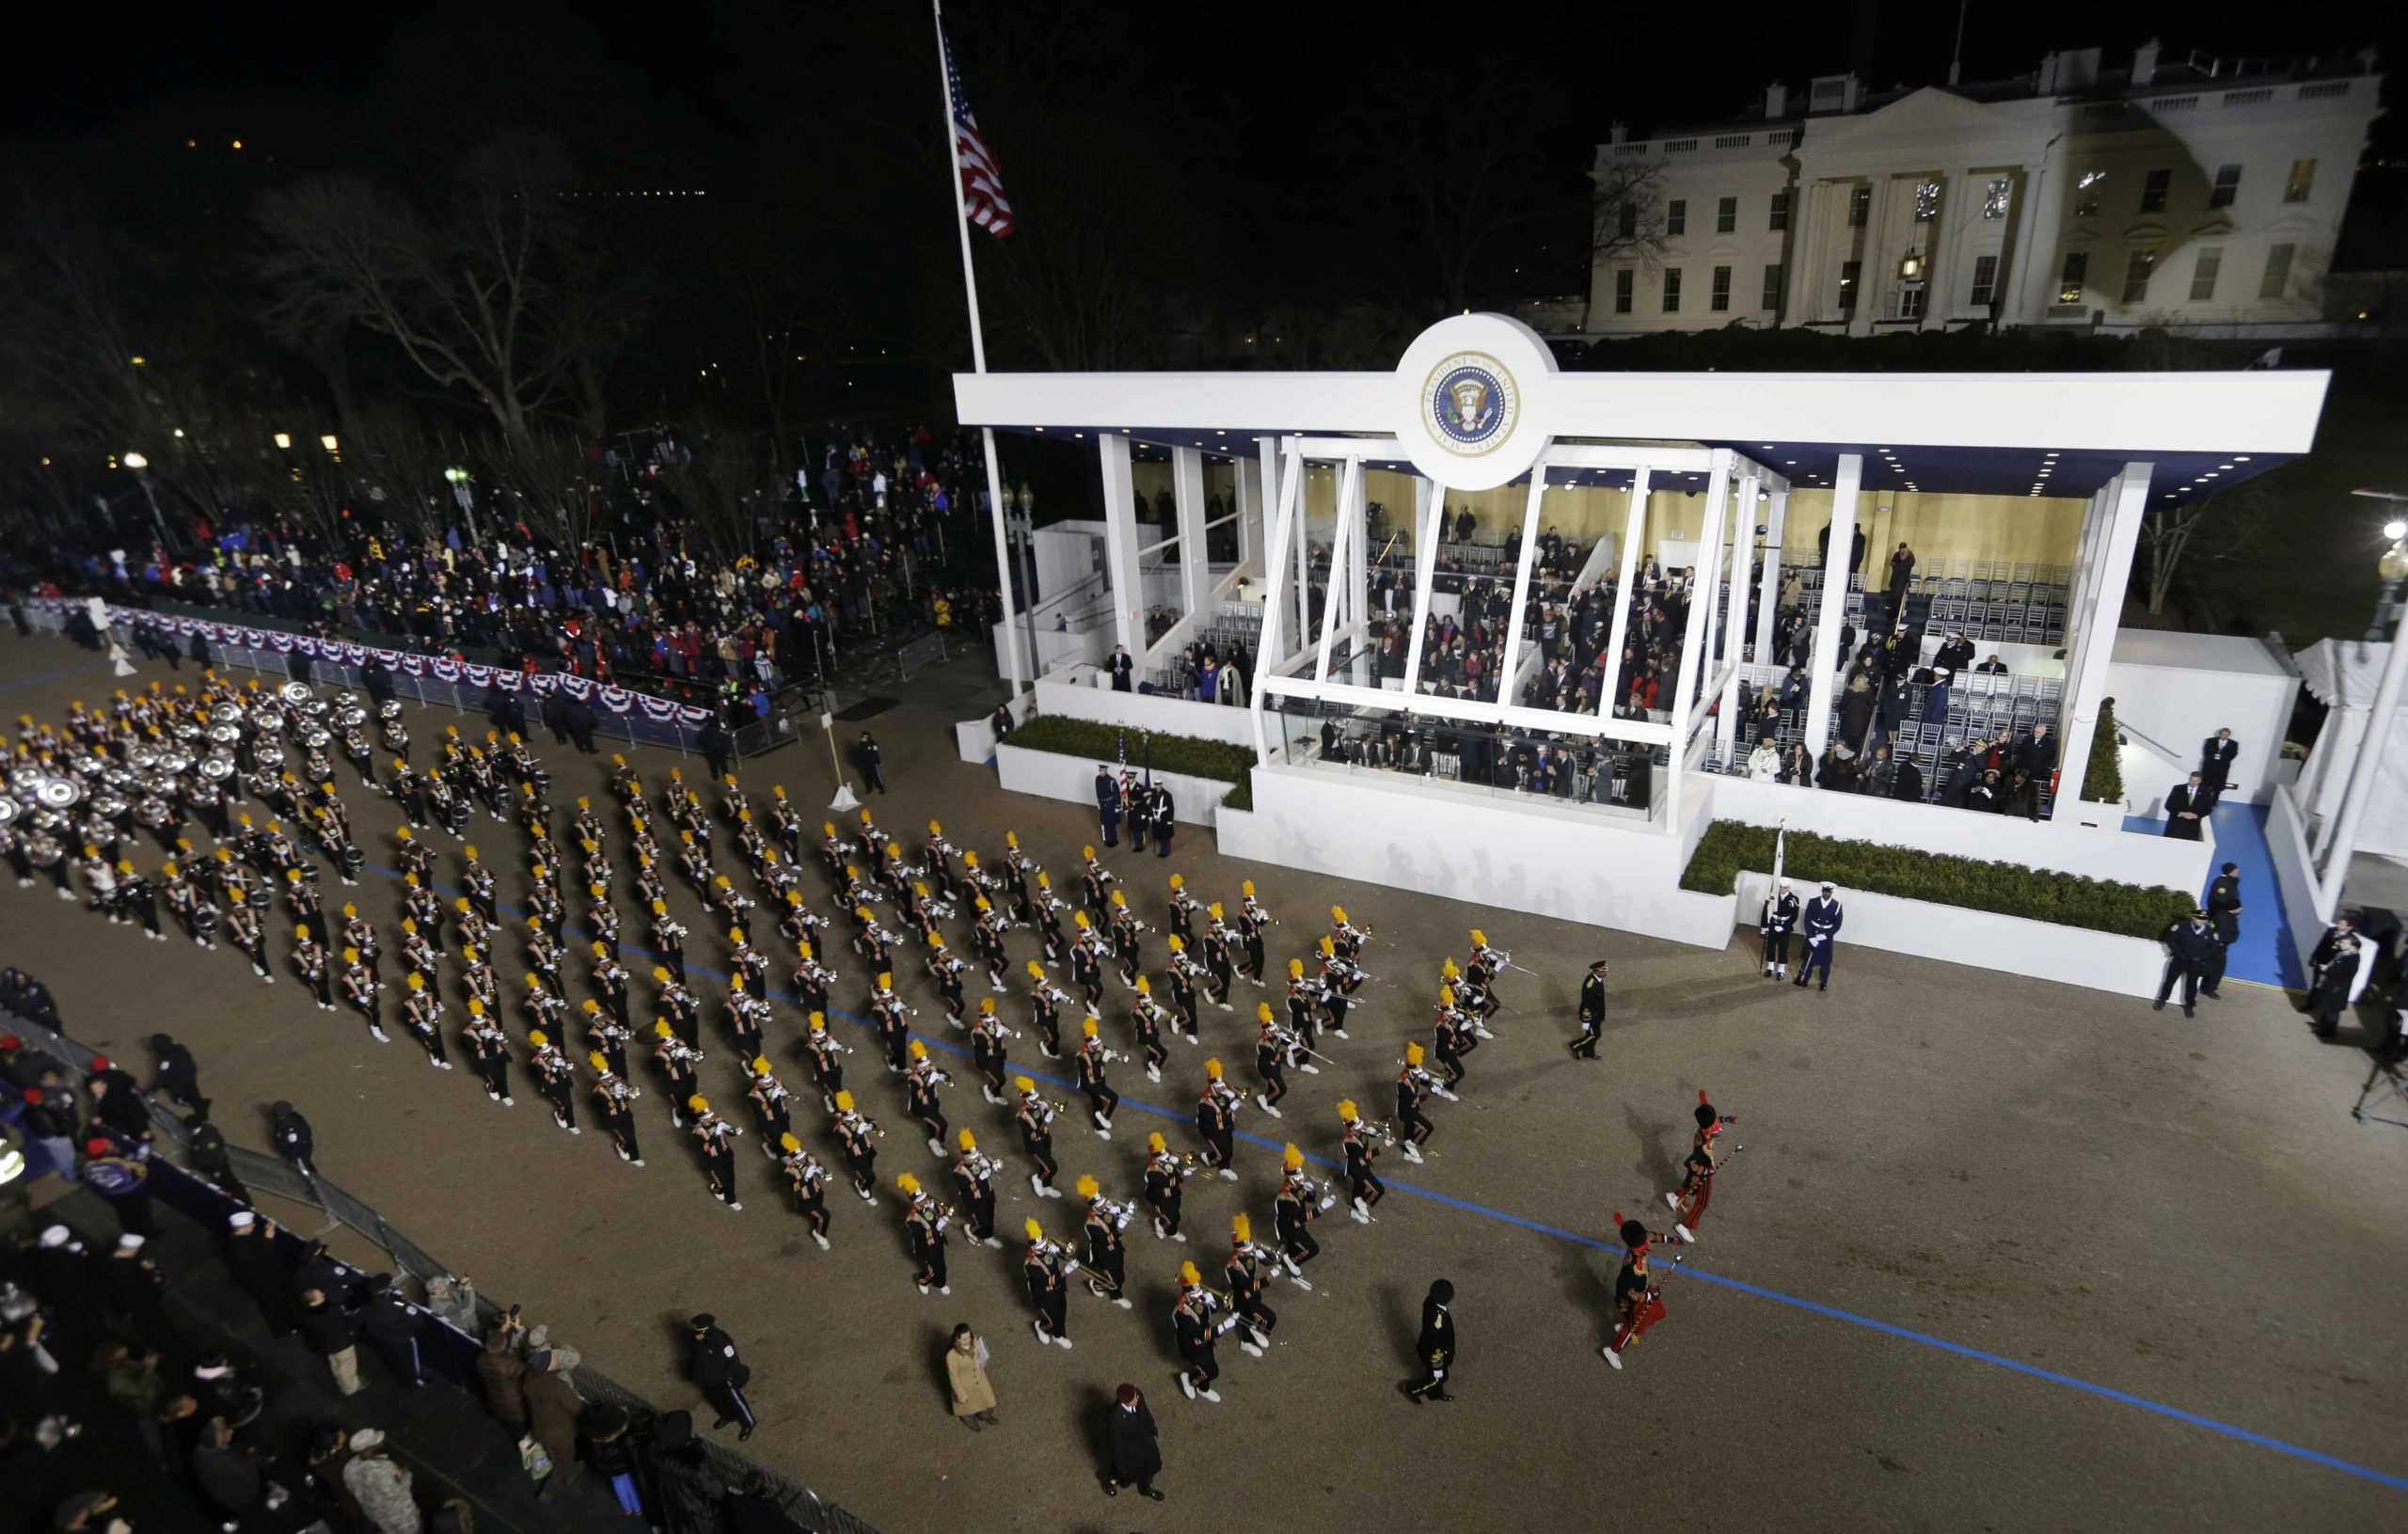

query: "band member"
xmin=871 ymin=973 xmax=913 ymax=1076
xmin=725 ymin=981 xmax=770 ymax=1062
xmin=1394 ymin=1044 xmax=1435 ymax=1162
xmin=1465 ymin=928 xmax=1507 ymax=1014
xmin=459 ymin=944 xmax=499 ymax=1017
xmin=1074 ymin=1019 xmax=1121 ymax=1138
xmin=460 ymin=846 xmax=497 ymax=923
xmin=1314 ymin=944 xmax=1355 ymax=1039
xmin=1196 ymin=1059 xmax=1241 ymax=1179
xmin=340 ymin=902 xmax=378 ymax=977
xmin=1570 ymin=958 xmax=1608 ymax=1059
xmin=1033 ymin=871 xmax=1067 ymax=964
xmin=970 ymin=997 xmax=1013 ymax=1104
xmin=656 ymin=966 xmax=701 ymax=1044
xmin=1602 ymin=1215 xmax=1672 ymax=1370
xmin=896 ymin=1174 xmax=950 ymax=1295
xmin=1174 ymin=1263 xmax=1228 ymax=1400
xmin=161 ymin=859 xmax=216 ymax=949
xmin=590 ymin=1054 xmax=643 ymax=1165
xmin=1107 ymin=890 xmax=1145 ymax=988
xmin=802 ymin=1013 xmax=848 ymax=1114
xmin=1144 ymin=1132 xmax=1188 ymax=1241
xmin=1401 ymin=1278 xmax=1457 ymax=1402
xmin=1432 ymin=989 xmax=1474 ymax=1093
xmin=397 ymin=915 xmax=439 ymax=982
xmin=746 ymin=1055 xmax=796 ymax=1150
xmin=972 ymin=896 xmax=1010 ymax=990
xmin=529 ymin=1029 xmax=578 ymax=1134
xmin=1759 ymin=880 xmax=1799 ymax=980
xmin=452 ymin=894 xmax=490 ymax=957
xmin=1130 ymin=977 xmax=1170 ymax=1083
xmin=593 ymin=944 xmax=631 ymax=1026
xmin=524 ymin=917 xmax=562 ymax=987
xmin=1201 ymin=907 xmax=1237 ymax=1004
xmin=792 ymin=940 xmax=836 ymax=1019
xmin=926 ymin=932 xmax=968 ymax=1028
xmin=903 ymin=1041 xmax=952 ymax=1155
xmin=1076 ymin=1176 xmax=1133 ymax=1310
xmin=653 ymin=1021 xmax=704 ymax=1127
xmin=777 ymin=1133 xmax=832 ymax=1249
xmin=1027 ymin=960 xmax=1069 ymax=1059
xmin=1166 ymin=873 xmax=1198 ymax=948
xmin=1255 ymin=1003 xmax=1291 ymax=1117
xmin=1069 ymin=913 xmax=1105 ymax=1018
xmin=462 ymin=998 xmax=513 ymax=1104
xmin=1164 ymin=940 xmax=1203 ymax=1040
xmin=226 ymin=899 xmax=272 ymax=982
xmin=1338 ymin=1099 xmax=1386 ymax=1222
xmin=115 ymin=862 xmax=162 ymax=940
xmin=652 ymin=899 xmax=688 ymax=982
xmin=951 ymin=1130 xmax=1003 ymax=1249
xmin=341 ymin=949 xmax=389 ymax=1045
xmin=1283 ymin=959 xmax=1318 ymax=1052
xmin=1014 ymin=1075 xmax=1062 ymax=1199
xmin=292 ymin=923 xmax=336 ymax=1012
xmin=1080 ymin=846 xmax=1115 ymax=913
xmin=1023 ymin=1220 xmax=1073 ymax=1351
xmin=1666 ymin=1092 xmax=1735 ymax=1241
xmin=688 ymin=1097 xmax=744 ymax=1210
xmin=1274 ymin=1145 xmax=1329 ymax=1288
xmin=1223 ymin=1216 xmax=1277 ymax=1356
xmin=832 ymin=1090 xmax=879 ymax=1203
xmin=1238 ymin=879 xmax=1272 ymax=986
xmin=1329 ymin=904 xmax=1370 ymax=963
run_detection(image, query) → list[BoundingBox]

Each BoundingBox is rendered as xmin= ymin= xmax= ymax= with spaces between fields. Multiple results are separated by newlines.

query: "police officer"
xmin=1569 ymin=958 xmax=1608 ymax=1060
xmin=687 ymin=1314 xmax=757 ymax=1440
xmin=1400 ymin=1278 xmax=1457 ymax=1403
xmin=1795 ymin=883 xmax=1843 ymax=992
xmin=2202 ymin=862 xmax=2242 ymax=1000
xmin=1094 ymin=765 xmax=1120 ymax=847
xmin=2155 ymin=909 xmax=2219 ymax=1019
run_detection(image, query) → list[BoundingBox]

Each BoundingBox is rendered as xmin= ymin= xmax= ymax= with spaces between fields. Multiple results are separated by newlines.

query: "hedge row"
xmin=1004 ymin=714 xmax=1256 ymax=812
xmin=1679 ymin=820 xmax=2195 ymax=939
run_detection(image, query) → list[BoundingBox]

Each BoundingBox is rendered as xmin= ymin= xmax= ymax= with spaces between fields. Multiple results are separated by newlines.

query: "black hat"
xmin=1618 ymin=1219 xmax=1647 ymax=1247
xmin=1694 ymin=1101 xmax=1718 ymax=1128
xmin=1589 ymin=957 xmax=1610 ymax=971
xmin=148 ymin=1033 xmax=174 ymax=1052
xmin=688 ymin=1312 xmax=716 ymax=1331
xmin=1429 ymin=1278 xmax=1455 ymax=1304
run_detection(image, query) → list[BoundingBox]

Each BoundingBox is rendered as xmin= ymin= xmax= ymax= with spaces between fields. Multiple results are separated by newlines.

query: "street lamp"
xmin=274 ymin=433 xmax=292 ymax=450
xmin=119 ymin=451 xmax=170 ymax=544
xmin=121 ymin=451 xmax=148 ymax=470
xmin=319 ymin=434 xmax=339 ymax=452
xmin=1897 ymin=249 xmax=1924 ymax=281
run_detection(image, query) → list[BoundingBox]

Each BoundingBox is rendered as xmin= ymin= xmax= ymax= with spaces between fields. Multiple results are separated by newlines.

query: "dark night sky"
xmin=14 ymin=2 xmax=2381 ymax=154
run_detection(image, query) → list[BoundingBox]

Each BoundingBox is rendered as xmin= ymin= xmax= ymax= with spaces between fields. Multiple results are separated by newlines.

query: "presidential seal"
xmin=1424 ymin=354 xmax=1517 ymax=456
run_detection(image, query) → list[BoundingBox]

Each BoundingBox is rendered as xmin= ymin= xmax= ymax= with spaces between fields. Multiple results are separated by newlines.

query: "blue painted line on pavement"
xmin=283 ymin=847 xmax=2395 ymax=1495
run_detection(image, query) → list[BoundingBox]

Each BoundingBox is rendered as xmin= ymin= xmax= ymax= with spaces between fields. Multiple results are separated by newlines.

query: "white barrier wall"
xmin=990 ymin=621 xmax=1109 ymax=679
xmin=1705 ymin=775 xmax=2211 ymax=893
xmin=953 ymin=692 xmax=1037 ymax=765
xmin=2105 ymin=631 xmax=2299 ymax=808
xmin=1033 ymin=666 xmax=1318 ymax=753
xmin=2266 ymin=785 xmax=2328 ymax=972
xmin=1732 ymin=871 xmax=2168 ymax=999
xmin=1214 ymin=763 xmax=1740 ymax=947
xmin=993 ymin=744 xmax=1231 ymax=830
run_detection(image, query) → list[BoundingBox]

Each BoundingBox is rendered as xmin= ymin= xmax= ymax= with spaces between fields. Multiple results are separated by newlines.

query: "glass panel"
xmin=1983 ymin=176 xmax=2010 ymax=219
xmin=1271 ymin=693 xmax=1665 ymax=823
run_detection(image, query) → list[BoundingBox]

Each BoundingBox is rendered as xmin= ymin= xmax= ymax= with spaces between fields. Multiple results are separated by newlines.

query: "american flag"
xmin=942 ymin=24 xmax=1014 ymax=237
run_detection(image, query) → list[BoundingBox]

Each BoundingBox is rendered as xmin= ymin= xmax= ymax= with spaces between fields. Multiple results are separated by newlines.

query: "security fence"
xmin=1 ymin=1007 xmax=881 ymax=1534
xmin=25 ymin=599 xmax=813 ymax=762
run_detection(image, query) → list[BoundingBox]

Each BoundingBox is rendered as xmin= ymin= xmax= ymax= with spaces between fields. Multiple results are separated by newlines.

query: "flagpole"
xmin=931 ymin=0 xmax=1030 ymax=702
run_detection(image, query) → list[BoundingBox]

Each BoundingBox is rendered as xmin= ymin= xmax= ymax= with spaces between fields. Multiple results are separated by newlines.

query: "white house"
xmin=1587 ymin=42 xmax=2384 ymax=340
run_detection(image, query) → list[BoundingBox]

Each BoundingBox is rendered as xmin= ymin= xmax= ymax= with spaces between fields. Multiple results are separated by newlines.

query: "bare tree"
xmin=2138 ymin=483 xmax=2274 ymax=615
xmin=257 ymin=133 xmax=593 ymax=459
xmin=1590 ymin=159 xmax=1671 ymax=268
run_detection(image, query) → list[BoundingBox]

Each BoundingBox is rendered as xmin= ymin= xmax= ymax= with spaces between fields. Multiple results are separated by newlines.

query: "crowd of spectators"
xmin=0 ymin=1008 xmax=817 ymax=1533
xmin=16 ymin=425 xmax=1006 ymax=721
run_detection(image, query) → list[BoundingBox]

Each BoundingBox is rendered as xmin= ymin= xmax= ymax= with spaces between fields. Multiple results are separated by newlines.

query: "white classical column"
xmin=1313 ymin=458 xmax=1363 ymax=685
xmin=1664 ymin=454 xmax=1734 ymax=829
xmin=1347 ymin=459 xmax=1372 ymax=687
xmin=1097 ymin=434 xmax=1145 ymax=659
xmin=1171 ymin=447 xmax=1210 ymax=622
xmin=1753 ymin=482 xmax=1789 ymax=664
xmin=1235 ymin=451 xmax=1259 ymax=567
xmin=1686 ymin=463 xmax=1733 ymax=719
xmin=1495 ymin=470 xmax=1550 ymax=705
xmin=1802 ymin=453 xmax=1862 ymax=758
xmin=1247 ymin=441 xmax=1306 ymax=763
xmin=1716 ymin=470 xmax=1764 ymax=761
xmin=2004 ymin=158 xmax=2063 ymax=326
xmin=1292 ymin=451 xmax=1315 ymax=661
xmin=1595 ymin=467 xmax=1651 ymax=716
xmin=2050 ymin=463 xmax=2155 ymax=823
xmin=1401 ymin=476 xmax=1444 ymax=695
xmin=1851 ymin=175 xmax=1894 ymax=336
xmin=2316 ymin=602 xmax=2408 ymax=917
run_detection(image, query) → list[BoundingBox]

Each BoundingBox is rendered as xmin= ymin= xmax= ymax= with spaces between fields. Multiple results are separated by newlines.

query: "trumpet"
xmin=1353 ymin=1118 xmax=1400 ymax=1146
xmin=1152 ymin=1151 xmax=1203 ymax=1179
xmin=1088 ymin=1194 xmax=1137 ymax=1232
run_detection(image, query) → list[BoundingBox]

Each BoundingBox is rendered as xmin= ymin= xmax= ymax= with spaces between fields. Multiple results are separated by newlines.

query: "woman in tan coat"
xmin=944 ymin=1323 xmax=1000 ymax=1430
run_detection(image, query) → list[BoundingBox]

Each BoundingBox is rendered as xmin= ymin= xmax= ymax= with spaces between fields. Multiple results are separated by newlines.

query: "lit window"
xmin=1912 ymin=180 xmax=1941 ymax=222
xmin=1983 ymin=177 xmax=2010 ymax=219
xmin=2284 ymin=158 xmax=2316 ymax=202
xmin=2058 ymin=251 xmax=2088 ymax=304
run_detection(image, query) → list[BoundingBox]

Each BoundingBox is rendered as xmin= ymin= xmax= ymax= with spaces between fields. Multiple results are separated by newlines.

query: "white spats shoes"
xmin=1042 ymin=1182 xmax=1063 ymax=1199
xmin=501 ymin=1097 xmax=515 ymax=1106
xmin=927 ymin=1138 xmax=946 ymax=1157
xmin=728 ymin=1202 xmax=743 ymax=1211
xmin=1255 ymin=1095 xmax=1281 ymax=1117
xmin=1401 ymin=1144 xmax=1424 ymax=1164
xmin=1602 ymin=1346 xmax=1624 ymax=1370
xmin=982 ymin=1236 xmax=1002 ymax=1250
xmin=1116 ymin=1296 xmax=1133 ymax=1310
xmin=1433 ymin=1087 xmax=1459 ymax=1102
xmin=941 ymin=1285 xmax=952 ymax=1295
xmin=1146 ymin=1065 xmax=1161 ymax=1083
xmin=487 ymin=1091 xmax=501 ymax=1102
xmin=981 ymin=1087 xmax=1004 ymax=1106
xmin=1240 ymin=1341 xmax=1264 ymax=1358
xmin=1664 ymin=1192 xmax=1680 ymax=1211
xmin=1330 ymin=1029 xmax=1349 ymax=1040
xmin=1350 ymin=1205 xmax=1370 ymax=1226
xmin=1198 ymin=1387 xmax=1220 ymax=1402
xmin=369 ymin=1027 xmax=389 ymax=1043
xmin=916 ymin=1282 xmax=930 ymax=1295
xmin=1031 ymin=1174 xmax=1048 ymax=1198
xmin=1180 ymin=1374 xmax=1196 ymax=1400
xmin=1054 ymin=1336 xmax=1074 ymax=1351
xmin=632 ymin=1159 xmax=645 ymax=1168
xmin=1216 ymin=1168 xmax=1238 ymax=1182
xmin=1215 ymin=1002 xmax=1234 ymax=1013
xmin=1092 ymin=1110 xmax=1112 ymax=1131
xmin=1674 ymin=1224 xmax=1696 ymax=1243
xmin=812 ymin=1231 xmax=831 ymax=1250
xmin=436 ymin=1060 xmax=452 ymax=1070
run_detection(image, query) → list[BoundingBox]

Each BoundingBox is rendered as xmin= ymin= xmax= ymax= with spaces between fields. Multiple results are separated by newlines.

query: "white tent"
xmin=2293 ymin=638 xmax=2408 ymax=859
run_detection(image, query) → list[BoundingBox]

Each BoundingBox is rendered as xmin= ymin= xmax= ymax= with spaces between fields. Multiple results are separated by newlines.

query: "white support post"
xmin=1665 ymin=452 xmax=1734 ymax=829
xmin=1753 ymin=483 xmax=1788 ymax=668
xmin=1716 ymin=471 xmax=1763 ymax=761
xmin=1347 ymin=458 xmax=1372 ymax=686
xmin=1293 ymin=451 xmax=1315 ymax=661
xmin=1172 ymin=447 xmax=1210 ymax=622
xmin=1682 ymin=453 xmax=1735 ymax=718
xmin=1098 ymin=435 xmax=1145 ymax=660
xmin=1247 ymin=442 xmax=1306 ymax=763
xmin=2316 ymin=598 xmax=2408 ymax=917
xmin=1235 ymin=450 xmax=1259 ymax=567
xmin=1596 ymin=468 xmax=1651 ymax=716
xmin=1401 ymin=476 xmax=1443 ymax=696
xmin=1495 ymin=469 xmax=1549 ymax=705
xmin=1314 ymin=458 xmax=1363 ymax=686
xmin=2050 ymin=463 xmax=2154 ymax=823
xmin=1803 ymin=453 xmax=1862 ymax=758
